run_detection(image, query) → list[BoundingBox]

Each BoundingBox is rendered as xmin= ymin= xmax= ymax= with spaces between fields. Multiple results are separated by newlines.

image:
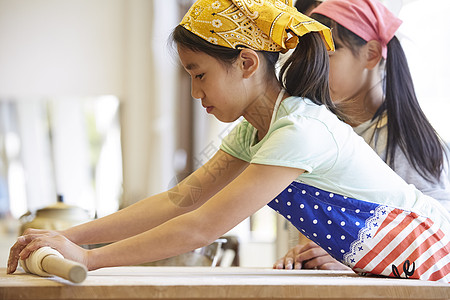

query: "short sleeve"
xmin=220 ymin=120 xmax=253 ymax=162
xmin=251 ymin=115 xmax=339 ymax=174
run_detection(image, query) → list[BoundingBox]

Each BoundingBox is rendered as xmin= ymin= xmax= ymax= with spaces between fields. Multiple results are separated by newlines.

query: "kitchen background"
xmin=0 ymin=0 xmax=449 ymax=268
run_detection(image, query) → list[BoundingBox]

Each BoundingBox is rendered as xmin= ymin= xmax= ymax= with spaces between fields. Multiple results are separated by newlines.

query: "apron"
xmin=268 ymin=181 xmax=450 ymax=282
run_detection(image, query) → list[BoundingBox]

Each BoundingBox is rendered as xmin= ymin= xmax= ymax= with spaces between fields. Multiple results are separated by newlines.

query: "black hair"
xmin=171 ymin=25 xmax=279 ymax=81
xmin=382 ymin=36 xmax=447 ymax=181
xmin=295 ymin=0 xmax=321 ymax=14
xmin=171 ymin=25 xmax=344 ymax=120
xmin=278 ymin=32 xmax=341 ymax=118
xmin=311 ymin=13 xmax=448 ymax=182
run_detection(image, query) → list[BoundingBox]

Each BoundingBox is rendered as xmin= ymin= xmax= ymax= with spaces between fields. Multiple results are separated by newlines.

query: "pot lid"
xmin=36 ymin=195 xmax=88 ymax=213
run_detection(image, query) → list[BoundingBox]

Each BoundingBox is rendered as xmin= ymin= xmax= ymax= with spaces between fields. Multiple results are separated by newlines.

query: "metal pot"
xmin=143 ymin=238 xmax=227 ymax=267
xmin=19 ymin=195 xmax=91 ymax=235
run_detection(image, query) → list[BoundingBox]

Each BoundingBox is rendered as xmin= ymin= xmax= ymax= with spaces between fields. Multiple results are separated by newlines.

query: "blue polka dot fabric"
xmin=268 ymin=181 xmax=450 ymax=282
xmin=268 ymin=181 xmax=374 ymax=262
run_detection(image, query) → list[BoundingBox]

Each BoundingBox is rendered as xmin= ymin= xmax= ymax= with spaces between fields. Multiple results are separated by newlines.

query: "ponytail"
xmin=279 ymin=32 xmax=345 ymax=120
xmin=380 ymin=36 xmax=447 ymax=182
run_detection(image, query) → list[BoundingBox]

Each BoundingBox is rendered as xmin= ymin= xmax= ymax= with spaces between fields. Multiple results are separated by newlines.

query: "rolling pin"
xmin=19 ymin=246 xmax=87 ymax=283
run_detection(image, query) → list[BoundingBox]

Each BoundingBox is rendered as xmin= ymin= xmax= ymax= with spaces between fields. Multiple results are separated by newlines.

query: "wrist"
xmin=60 ymin=227 xmax=80 ymax=244
xmin=86 ymin=249 xmax=100 ymax=271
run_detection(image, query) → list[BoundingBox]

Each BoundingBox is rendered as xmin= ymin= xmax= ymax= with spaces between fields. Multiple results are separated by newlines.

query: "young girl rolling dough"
xmin=7 ymin=0 xmax=450 ymax=282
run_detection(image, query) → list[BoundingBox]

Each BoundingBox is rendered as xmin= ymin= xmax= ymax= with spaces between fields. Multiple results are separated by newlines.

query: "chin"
xmin=214 ymin=114 xmax=240 ymax=123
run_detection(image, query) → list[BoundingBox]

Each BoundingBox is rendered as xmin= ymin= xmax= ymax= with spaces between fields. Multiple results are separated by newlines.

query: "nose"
xmin=191 ymin=80 xmax=204 ymax=100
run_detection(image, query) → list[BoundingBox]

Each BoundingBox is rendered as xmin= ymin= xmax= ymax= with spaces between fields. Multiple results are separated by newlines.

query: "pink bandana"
xmin=311 ymin=0 xmax=402 ymax=58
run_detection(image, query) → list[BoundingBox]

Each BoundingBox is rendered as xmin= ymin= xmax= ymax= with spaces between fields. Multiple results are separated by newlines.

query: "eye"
xmin=195 ymin=73 xmax=204 ymax=79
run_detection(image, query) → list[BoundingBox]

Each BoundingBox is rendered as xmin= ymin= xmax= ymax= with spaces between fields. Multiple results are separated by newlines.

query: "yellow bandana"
xmin=180 ymin=0 xmax=334 ymax=53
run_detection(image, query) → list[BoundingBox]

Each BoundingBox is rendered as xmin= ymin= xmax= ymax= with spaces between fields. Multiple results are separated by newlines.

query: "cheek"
xmin=328 ymin=57 xmax=362 ymax=102
xmin=328 ymin=60 xmax=347 ymax=101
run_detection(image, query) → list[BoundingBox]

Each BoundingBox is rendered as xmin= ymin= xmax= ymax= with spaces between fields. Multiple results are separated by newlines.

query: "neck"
xmin=243 ymin=81 xmax=283 ymax=140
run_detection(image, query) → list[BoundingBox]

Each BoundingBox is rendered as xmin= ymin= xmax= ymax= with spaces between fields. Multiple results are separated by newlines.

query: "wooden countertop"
xmin=1 ymin=266 xmax=449 ymax=300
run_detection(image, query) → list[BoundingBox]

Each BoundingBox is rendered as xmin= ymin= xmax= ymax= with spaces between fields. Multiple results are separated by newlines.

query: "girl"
xmin=7 ymin=0 xmax=450 ymax=282
xmin=275 ymin=0 xmax=450 ymax=271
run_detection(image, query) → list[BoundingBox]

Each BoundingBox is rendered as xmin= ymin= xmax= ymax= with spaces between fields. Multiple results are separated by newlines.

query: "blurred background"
xmin=0 ymin=0 xmax=449 ymax=268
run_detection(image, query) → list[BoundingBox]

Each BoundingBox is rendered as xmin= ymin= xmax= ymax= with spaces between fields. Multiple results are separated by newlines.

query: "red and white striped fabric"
xmin=344 ymin=206 xmax=450 ymax=282
xmin=270 ymin=181 xmax=450 ymax=282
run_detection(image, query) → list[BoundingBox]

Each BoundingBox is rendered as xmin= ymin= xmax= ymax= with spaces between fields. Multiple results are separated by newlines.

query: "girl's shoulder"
xmin=278 ymin=96 xmax=336 ymax=117
xmin=278 ymin=96 xmax=321 ymax=113
xmin=275 ymin=96 xmax=347 ymax=130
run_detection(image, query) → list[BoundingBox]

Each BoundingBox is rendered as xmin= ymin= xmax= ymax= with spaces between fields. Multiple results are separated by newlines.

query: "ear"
xmin=238 ymin=48 xmax=260 ymax=79
xmin=364 ymin=40 xmax=383 ymax=70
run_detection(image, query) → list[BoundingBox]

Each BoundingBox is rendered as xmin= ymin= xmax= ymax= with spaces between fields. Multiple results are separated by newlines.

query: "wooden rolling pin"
xmin=19 ymin=246 xmax=87 ymax=283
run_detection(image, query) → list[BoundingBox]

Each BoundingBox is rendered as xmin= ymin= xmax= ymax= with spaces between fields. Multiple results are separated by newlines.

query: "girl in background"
xmin=275 ymin=0 xmax=450 ymax=271
xmin=7 ymin=0 xmax=450 ymax=282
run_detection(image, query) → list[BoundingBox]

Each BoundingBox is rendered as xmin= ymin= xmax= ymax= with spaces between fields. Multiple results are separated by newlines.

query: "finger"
xmin=7 ymin=236 xmax=31 ymax=273
xmin=291 ymin=244 xmax=307 ymax=269
xmin=302 ymin=255 xmax=333 ymax=269
xmin=274 ymin=247 xmax=297 ymax=270
xmin=273 ymin=256 xmax=294 ymax=269
xmin=8 ymin=234 xmax=47 ymax=273
xmin=296 ymin=246 xmax=328 ymax=264
xmin=293 ymin=260 xmax=303 ymax=269
xmin=18 ymin=238 xmax=50 ymax=260
xmin=282 ymin=248 xmax=296 ymax=270
xmin=302 ymin=252 xmax=346 ymax=270
xmin=22 ymin=228 xmax=46 ymax=235
xmin=273 ymin=258 xmax=285 ymax=269
xmin=7 ymin=255 xmax=19 ymax=274
xmin=284 ymin=257 xmax=294 ymax=270
xmin=7 ymin=241 xmax=26 ymax=274
xmin=7 ymin=232 xmax=57 ymax=274
xmin=24 ymin=228 xmax=60 ymax=238
xmin=17 ymin=233 xmax=50 ymax=244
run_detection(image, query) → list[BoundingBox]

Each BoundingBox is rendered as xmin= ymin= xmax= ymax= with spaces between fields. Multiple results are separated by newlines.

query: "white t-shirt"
xmin=220 ymin=96 xmax=449 ymax=226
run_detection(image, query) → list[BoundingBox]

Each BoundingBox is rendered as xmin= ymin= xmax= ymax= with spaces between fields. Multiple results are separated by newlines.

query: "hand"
xmin=7 ymin=228 xmax=89 ymax=274
xmin=273 ymin=241 xmax=352 ymax=271
xmin=273 ymin=244 xmax=303 ymax=270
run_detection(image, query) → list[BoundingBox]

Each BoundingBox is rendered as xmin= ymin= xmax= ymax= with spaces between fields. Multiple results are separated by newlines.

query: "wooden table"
xmin=1 ymin=266 xmax=449 ymax=300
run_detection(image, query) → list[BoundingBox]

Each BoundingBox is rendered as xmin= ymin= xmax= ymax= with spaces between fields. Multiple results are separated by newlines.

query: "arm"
xmin=86 ymin=162 xmax=303 ymax=270
xmin=7 ymin=150 xmax=247 ymax=273
xmin=65 ymin=149 xmax=248 ymax=246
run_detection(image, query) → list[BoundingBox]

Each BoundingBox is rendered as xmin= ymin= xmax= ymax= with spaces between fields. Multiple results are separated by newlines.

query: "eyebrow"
xmin=185 ymin=63 xmax=199 ymax=70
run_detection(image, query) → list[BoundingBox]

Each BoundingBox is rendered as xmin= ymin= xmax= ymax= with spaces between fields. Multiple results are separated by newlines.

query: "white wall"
xmin=0 ymin=0 xmax=179 ymax=210
xmin=120 ymin=0 xmax=178 ymax=207
xmin=0 ymin=0 xmax=125 ymax=97
xmin=398 ymin=0 xmax=450 ymax=143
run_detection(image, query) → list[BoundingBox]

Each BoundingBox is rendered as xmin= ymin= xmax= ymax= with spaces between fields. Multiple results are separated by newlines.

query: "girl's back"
xmin=222 ymin=95 xmax=449 ymax=225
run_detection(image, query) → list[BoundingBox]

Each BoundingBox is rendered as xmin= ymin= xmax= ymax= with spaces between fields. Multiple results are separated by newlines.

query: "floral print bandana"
xmin=180 ymin=0 xmax=334 ymax=53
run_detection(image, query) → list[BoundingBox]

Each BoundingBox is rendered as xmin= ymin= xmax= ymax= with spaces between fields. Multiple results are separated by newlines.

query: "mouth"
xmin=202 ymin=104 xmax=214 ymax=114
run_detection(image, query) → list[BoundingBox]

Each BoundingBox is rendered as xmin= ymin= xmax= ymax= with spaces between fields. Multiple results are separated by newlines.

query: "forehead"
xmin=178 ymin=47 xmax=218 ymax=70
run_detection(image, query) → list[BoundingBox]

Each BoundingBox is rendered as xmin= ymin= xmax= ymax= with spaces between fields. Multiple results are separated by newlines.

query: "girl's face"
xmin=328 ymin=41 xmax=367 ymax=103
xmin=178 ymin=47 xmax=250 ymax=123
